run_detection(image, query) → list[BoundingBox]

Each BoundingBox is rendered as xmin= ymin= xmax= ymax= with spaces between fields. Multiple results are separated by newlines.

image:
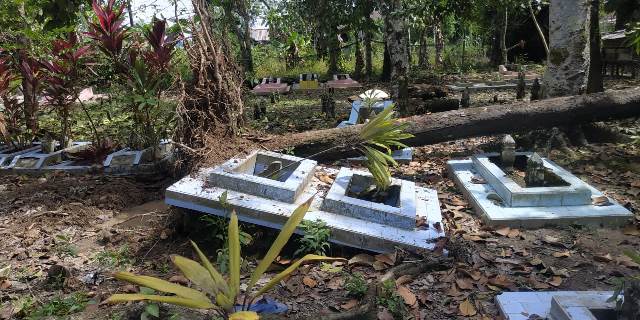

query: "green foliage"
xmin=53 ymin=234 xmax=78 ymax=257
xmin=628 ymin=22 xmax=640 ymax=55
xmin=607 ymin=250 xmax=640 ymax=309
xmin=94 ymin=245 xmax=133 ymax=269
xmin=376 ymin=280 xmax=407 ymax=320
xmin=140 ymin=287 xmax=161 ymax=320
xmin=345 ymin=272 xmax=368 ymax=298
xmin=26 ymin=292 xmax=88 ymax=320
xmin=295 ymin=219 xmax=331 ymax=256
xmin=358 ymin=106 xmax=414 ymax=191
xmin=106 ymin=198 xmax=344 ymax=319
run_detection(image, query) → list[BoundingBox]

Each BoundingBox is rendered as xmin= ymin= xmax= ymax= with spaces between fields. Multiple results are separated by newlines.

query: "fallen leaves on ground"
xmin=458 ymin=299 xmax=477 ymax=317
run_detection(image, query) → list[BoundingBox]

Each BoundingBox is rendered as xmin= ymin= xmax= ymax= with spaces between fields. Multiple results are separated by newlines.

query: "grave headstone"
xmin=501 ymin=135 xmax=516 ymax=171
xmin=516 ymin=70 xmax=526 ymax=100
xmin=531 ymin=78 xmax=541 ymax=101
xmin=460 ymin=87 xmax=471 ymax=108
xmin=525 ymin=152 xmax=546 ymax=187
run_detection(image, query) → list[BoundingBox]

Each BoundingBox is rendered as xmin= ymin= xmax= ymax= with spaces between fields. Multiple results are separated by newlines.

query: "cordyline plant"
xmin=86 ymin=0 xmax=178 ymax=150
xmin=0 ymin=56 xmax=21 ymax=147
xmin=106 ymin=197 xmax=343 ymax=320
xmin=41 ymin=33 xmax=91 ymax=149
xmin=85 ymin=0 xmax=128 ymax=62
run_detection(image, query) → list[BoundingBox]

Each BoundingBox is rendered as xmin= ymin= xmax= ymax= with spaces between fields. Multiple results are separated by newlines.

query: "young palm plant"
xmin=358 ymin=105 xmax=414 ymax=191
xmin=106 ymin=197 xmax=343 ymax=319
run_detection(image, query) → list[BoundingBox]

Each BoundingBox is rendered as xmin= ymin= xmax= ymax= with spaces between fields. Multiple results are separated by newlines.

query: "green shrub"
xmin=345 ymin=272 xmax=368 ymax=298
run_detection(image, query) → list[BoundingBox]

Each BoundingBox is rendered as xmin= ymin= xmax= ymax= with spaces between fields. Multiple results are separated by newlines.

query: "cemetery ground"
xmin=1 ymin=78 xmax=639 ymax=319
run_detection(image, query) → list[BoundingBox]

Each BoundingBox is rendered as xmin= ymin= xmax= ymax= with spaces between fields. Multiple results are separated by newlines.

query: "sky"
xmin=129 ymin=0 xmax=193 ymax=24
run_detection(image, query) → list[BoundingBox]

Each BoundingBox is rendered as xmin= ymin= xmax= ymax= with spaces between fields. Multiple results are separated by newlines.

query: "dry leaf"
xmin=458 ymin=299 xmax=477 ymax=317
xmin=348 ymin=253 xmax=375 ymax=267
xmin=592 ymin=196 xmax=611 ymax=206
xmin=397 ymin=286 xmax=417 ymax=306
xmin=458 ymin=269 xmax=482 ymax=281
xmin=395 ymin=275 xmax=413 ymax=286
xmin=341 ymin=299 xmax=358 ymax=310
xmin=455 ymin=278 xmax=474 ymax=290
xmin=495 ymin=227 xmax=511 ymax=237
xmin=302 ymin=276 xmax=317 ymax=288
xmin=373 ymin=261 xmax=388 ymax=271
xmin=489 ymin=275 xmax=515 ymax=289
xmin=623 ymin=225 xmax=640 ymax=236
xmin=617 ymin=255 xmax=640 ymax=269
xmin=527 ymin=275 xmax=550 ymax=289
xmin=593 ymin=253 xmax=613 ymax=263
xmin=552 ymin=251 xmax=571 ymax=258
xmin=327 ymin=277 xmax=345 ymax=290
xmin=471 ymin=177 xmax=487 ymax=184
xmin=375 ymin=252 xmax=397 ymax=266
xmin=462 ymin=234 xmax=485 ymax=242
xmin=507 ymin=229 xmax=520 ymax=238
xmin=548 ymin=276 xmax=563 ymax=287
xmin=0 ymin=280 xmax=10 ymax=290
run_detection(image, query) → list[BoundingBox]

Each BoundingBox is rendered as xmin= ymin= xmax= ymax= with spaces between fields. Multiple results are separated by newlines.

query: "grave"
xmin=165 ymin=151 xmax=444 ymax=253
xmin=447 ymin=135 xmax=633 ymax=228
xmin=337 ymin=100 xmax=394 ymax=128
xmin=295 ymin=73 xmax=320 ymax=90
xmin=496 ymin=291 xmax=617 ymax=320
xmin=8 ymin=142 xmax=91 ymax=170
xmin=208 ymin=150 xmax=317 ymax=203
xmin=0 ymin=144 xmax=41 ymax=168
xmin=251 ymin=77 xmax=291 ymax=95
xmin=326 ymin=74 xmax=363 ymax=89
xmin=347 ymin=147 xmax=413 ymax=164
xmin=104 ymin=139 xmax=173 ymax=174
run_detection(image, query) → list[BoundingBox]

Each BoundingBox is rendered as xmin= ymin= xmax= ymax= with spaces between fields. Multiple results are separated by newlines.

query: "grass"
xmin=345 ymin=272 xmax=368 ymax=298
xmin=53 ymin=234 xmax=78 ymax=258
xmin=26 ymin=292 xmax=89 ymax=319
xmin=93 ymin=245 xmax=133 ymax=269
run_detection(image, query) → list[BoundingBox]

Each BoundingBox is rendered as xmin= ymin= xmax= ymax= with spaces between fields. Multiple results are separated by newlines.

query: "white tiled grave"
xmin=448 ymin=153 xmax=633 ymax=228
xmin=0 ymin=144 xmax=40 ymax=168
xmin=166 ymin=152 xmax=445 ymax=253
xmin=496 ymin=291 xmax=616 ymax=320
xmin=8 ymin=142 xmax=91 ymax=170
xmin=104 ymin=140 xmax=173 ymax=174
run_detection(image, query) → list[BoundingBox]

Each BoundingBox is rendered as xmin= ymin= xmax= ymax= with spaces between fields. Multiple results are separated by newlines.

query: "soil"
xmin=0 ymin=76 xmax=638 ymax=320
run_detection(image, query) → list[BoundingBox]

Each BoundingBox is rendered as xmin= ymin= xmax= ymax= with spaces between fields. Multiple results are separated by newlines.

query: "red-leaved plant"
xmin=85 ymin=0 xmax=128 ymax=60
xmin=143 ymin=19 xmax=178 ymax=72
xmin=0 ymin=56 xmax=21 ymax=147
xmin=41 ymin=33 xmax=91 ymax=149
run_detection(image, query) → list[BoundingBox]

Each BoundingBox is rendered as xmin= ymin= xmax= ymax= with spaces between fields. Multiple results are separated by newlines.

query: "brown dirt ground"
xmin=0 ymin=78 xmax=639 ymax=320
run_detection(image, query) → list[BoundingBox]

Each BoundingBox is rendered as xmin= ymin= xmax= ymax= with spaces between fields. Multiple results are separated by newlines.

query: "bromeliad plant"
xmin=358 ymin=106 xmax=414 ymax=191
xmin=41 ymin=33 xmax=91 ymax=149
xmin=106 ymin=197 xmax=343 ymax=319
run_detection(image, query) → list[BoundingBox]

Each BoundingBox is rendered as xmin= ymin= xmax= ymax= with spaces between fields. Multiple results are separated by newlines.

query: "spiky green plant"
xmin=358 ymin=106 xmax=414 ymax=191
xmin=106 ymin=197 xmax=343 ymax=319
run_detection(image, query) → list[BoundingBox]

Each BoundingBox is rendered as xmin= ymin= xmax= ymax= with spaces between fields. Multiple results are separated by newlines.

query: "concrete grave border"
xmin=496 ymin=291 xmax=615 ymax=320
xmin=8 ymin=142 xmax=91 ymax=170
xmin=347 ymin=147 xmax=413 ymax=164
xmin=0 ymin=145 xmax=41 ymax=168
xmin=208 ymin=150 xmax=317 ymax=203
xmin=472 ymin=152 xmax=592 ymax=207
xmin=166 ymin=166 xmax=444 ymax=253
xmin=448 ymin=159 xmax=633 ymax=228
xmin=322 ymin=168 xmax=417 ymax=230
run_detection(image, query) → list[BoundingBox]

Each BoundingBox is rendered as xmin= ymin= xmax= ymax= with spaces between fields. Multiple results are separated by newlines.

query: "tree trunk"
xmin=328 ymin=34 xmax=340 ymax=75
xmin=263 ymin=88 xmax=640 ymax=159
xmin=232 ymin=0 xmax=254 ymax=75
xmin=382 ymin=0 xmax=410 ymax=115
xmin=418 ymin=28 xmax=430 ymax=69
xmin=501 ymin=9 xmax=508 ymax=65
xmin=126 ymin=0 xmax=134 ymax=26
xmin=587 ymin=0 xmax=604 ymax=94
xmin=381 ymin=44 xmax=392 ymax=81
xmin=544 ymin=0 xmax=592 ymax=97
xmin=489 ymin=12 xmax=504 ymax=66
xmin=353 ymin=32 xmax=364 ymax=80
xmin=364 ymin=29 xmax=373 ymax=79
xmin=434 ymin=17 xmax=444 ymax=68
xmin=528 ymin=0 xmax=549 ymax=57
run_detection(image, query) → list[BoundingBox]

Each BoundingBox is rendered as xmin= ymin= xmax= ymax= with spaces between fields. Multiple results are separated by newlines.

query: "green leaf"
xmin=254 ymin=255 xmax=344 ymax=298
xmin=145 ymin=303 xmax=160 ymax=318
xmin=113 ymin=272 xmax=209 ymax=302
xmin=171 ymin=255 xmax=219 ymax=296
xmin=248 ymin=196 xmax=314 ymax=291
xmin=190 ymin=241 xmax=230 ymax=296
xmin=228 ymin=211 xmax=241 ymax=299
xmin=140 ymin=287 xmax=155 ymax=295
xmin=106 ymin=294 xmax=214 ymax=309
xmin=229 ymin=311 xmax=259 ymax=320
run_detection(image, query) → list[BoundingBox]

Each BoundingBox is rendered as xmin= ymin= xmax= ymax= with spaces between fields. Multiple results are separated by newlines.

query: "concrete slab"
xmin=209 ymin=151 xmax=316 ymax=203
xmin=0 ymin=145 xmax=40 ymax=167
xmin=322 ymin=168 xmax=417 ymax=230
xmin=326 ymin=74 xmax=362 ymax=89
xmin=8 ymin=142 xmax=91 ymax=170
xmin=252 ymin=78 xmax=290 ymax=95
xmin=496 ymin=291 xmax=614 ymax=320
xmin=165 ymin=167 xmax=444 ymax=253
xmin=550 ymin=294 xmax=616 ymax=320
xmin=448 ymin=160 xmax=633 ymax=228
xmin=472 ymin=153 xmax=592 ymax=207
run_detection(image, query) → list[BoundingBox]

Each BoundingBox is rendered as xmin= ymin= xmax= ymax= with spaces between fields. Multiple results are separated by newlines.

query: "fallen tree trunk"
xmin=264 ymin=88 xmax=640 ymax=159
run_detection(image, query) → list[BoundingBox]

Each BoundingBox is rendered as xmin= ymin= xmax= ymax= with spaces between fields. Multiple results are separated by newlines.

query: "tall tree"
xmin=380 ymin=0 xmax=409 ymax=114
xmin=543 ymin=0 xmax=594 ymax=97
xmin=221 ymin=0 xmax=255 ymax=75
